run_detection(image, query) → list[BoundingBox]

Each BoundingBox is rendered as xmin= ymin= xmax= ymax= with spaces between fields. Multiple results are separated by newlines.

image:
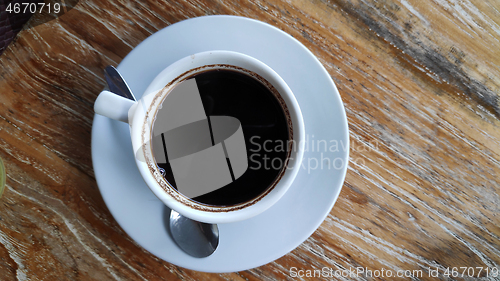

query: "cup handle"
xmin=94 ymin=90 xmax=136 ymax=123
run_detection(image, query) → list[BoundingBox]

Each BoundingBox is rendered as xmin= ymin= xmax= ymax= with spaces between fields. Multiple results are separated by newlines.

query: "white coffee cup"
xmin=94 ymin=51 xmax=305 ymax=224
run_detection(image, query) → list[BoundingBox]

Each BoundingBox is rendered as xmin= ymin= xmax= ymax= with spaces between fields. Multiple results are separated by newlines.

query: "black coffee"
xmin=154 ymin=68 xmax=290 ymax=206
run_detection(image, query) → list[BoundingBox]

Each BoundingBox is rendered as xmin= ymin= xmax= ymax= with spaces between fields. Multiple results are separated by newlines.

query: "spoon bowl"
xmin=169 ymin=209 xmax=219 ymax=258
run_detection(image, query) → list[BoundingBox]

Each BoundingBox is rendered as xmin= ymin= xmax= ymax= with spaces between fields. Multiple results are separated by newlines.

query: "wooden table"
xmin=1 ymin=0 xmax=499 ymax=280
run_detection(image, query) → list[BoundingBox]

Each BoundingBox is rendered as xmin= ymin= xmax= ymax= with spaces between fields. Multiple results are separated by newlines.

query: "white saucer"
xmin=91 ymin=16 xmax=349 ymax=273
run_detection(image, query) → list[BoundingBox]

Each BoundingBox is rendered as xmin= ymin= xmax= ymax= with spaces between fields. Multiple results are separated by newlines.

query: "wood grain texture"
xmin=0 ymin=0 xmax=499 ymax=280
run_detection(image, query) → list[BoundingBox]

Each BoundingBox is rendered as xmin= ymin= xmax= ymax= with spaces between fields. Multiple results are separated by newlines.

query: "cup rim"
xmin=131 ymin=51 xmax=305 ymax=223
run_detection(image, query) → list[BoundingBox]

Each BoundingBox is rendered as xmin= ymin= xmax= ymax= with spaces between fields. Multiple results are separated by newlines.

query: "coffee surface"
xmin=155 ymin=69 xmax=290 ymax=206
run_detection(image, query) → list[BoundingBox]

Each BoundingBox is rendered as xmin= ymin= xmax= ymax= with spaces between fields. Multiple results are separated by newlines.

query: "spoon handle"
xmin=104 ymin=65 xmax=136 ymax=101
